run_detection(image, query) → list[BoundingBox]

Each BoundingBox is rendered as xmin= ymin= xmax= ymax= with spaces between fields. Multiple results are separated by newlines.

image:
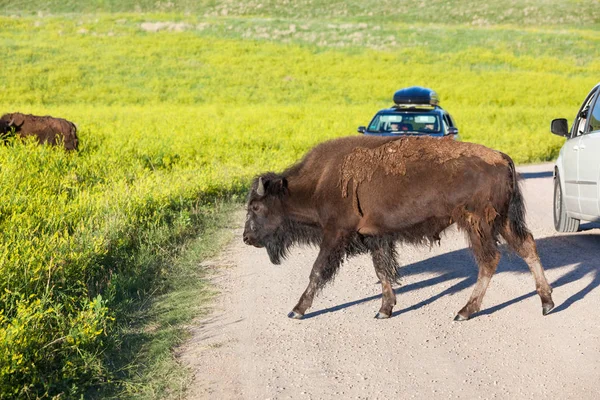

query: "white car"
xmin=551 ymin=82 xmax=600 ymax=232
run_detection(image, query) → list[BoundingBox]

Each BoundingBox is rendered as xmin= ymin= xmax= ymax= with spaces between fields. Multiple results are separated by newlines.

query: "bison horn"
xmin=7 ymin=118 xmax=14 ymax=127
xmin=257 ymin=177 xmax=265 ymax=196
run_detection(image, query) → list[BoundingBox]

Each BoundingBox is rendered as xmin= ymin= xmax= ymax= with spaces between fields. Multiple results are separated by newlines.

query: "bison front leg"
xmin=288 ymin=231 xmax=347 ymax=319
xmin=370 ymin=239 xmax=399 ymax=319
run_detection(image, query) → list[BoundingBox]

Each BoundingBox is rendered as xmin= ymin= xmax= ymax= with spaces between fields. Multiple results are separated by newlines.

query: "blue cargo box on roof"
xmin=393 ymin=86 xmax=439 ymax=106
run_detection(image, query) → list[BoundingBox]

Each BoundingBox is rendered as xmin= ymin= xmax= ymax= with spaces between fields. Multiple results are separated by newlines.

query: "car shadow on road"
xmin=580 ymin=221 xmax=600 ymax=231
xmin=520 ymin=171 xmax=553 ymax=180
xmin=303 ymin=233 xmax=600 ymax=319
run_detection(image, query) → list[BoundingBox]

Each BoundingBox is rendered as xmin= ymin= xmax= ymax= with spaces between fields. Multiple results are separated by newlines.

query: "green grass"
xmin=0 ymin=1 xmax=599 ymax=397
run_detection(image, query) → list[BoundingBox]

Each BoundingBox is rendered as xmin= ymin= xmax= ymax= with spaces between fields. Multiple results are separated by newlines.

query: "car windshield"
xmin=367 ymin=113 xmax=441 ymax=134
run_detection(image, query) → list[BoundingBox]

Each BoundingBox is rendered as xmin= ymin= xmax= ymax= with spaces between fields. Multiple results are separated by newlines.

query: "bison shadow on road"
xmin=303 ymin=229 xmax=600 ymax=319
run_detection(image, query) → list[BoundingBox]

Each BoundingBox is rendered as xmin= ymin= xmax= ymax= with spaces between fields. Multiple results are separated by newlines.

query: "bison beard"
xmin=264 ymin=219 xmax=322 ymax=265
xmin=243 ymin=136 xmax=554 ymax=321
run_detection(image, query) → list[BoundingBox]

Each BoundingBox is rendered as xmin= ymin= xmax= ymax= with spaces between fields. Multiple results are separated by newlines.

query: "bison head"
xmin=0 ymin=118 xmax=23 ymax=136
xmin=0 ymin=121 xmax=9 ymax=136
xmin=243 ymin=175 xmax=290 ymax=264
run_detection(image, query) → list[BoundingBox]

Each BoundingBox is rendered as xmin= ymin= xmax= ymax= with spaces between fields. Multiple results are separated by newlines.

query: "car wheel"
xmin=554 ymin=172 xmax=580 ymax=232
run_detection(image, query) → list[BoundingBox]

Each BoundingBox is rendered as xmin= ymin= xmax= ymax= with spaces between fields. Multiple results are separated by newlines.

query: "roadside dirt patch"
xmin=140 ymin=21 xmax=192 ymax=32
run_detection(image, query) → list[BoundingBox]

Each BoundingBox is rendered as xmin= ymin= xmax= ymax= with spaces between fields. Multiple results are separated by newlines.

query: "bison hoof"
xmin=542 ymin=302 xmax=555 ymax=316
xmin=287 ymin=311 xmax=304 ymax=320
xmin=454 ymin=313 xmax=469 ymax=322
xmin=374 ymin=312 xmax=390 ymax=319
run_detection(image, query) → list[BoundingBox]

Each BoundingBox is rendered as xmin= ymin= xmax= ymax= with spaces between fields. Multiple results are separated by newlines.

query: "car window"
xmin=589 ymin=96 xmax=600 ymax=133
xmin=368 ymin=113 xmax=441 ymax=134
xmin=368 ymin=115 xmax=383 ymax=132
xmin=368 ymin=114 xmax=403 ymax=132
xmin=442 ymin=114 xmax=451 ymax=129
xmin=572 ymin=89 xmax=597 ymax=137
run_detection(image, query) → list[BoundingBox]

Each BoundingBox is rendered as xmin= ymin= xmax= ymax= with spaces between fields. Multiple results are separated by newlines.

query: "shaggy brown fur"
xmin=243 ymin=135 xmax=554 ymax=321
xmin=341 ymin=137 xmax=506 ymax=198
xmin=0 ymin=112 xmax=78 ymax=150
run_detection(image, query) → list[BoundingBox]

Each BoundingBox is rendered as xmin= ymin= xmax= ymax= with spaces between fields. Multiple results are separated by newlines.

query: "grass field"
xmin=0 ymin=1 xmax=599 ymax=398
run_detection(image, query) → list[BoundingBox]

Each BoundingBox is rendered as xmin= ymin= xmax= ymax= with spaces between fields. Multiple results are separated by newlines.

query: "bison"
xmin=242 ymin=135 xmax=554 ymax=321
xmin=0 ymin=112 xmax=78 ymax=150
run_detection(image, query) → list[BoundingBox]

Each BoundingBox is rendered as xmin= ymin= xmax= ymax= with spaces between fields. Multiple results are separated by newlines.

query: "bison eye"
xmin=251 ymin=204 xmax=261 ymax=213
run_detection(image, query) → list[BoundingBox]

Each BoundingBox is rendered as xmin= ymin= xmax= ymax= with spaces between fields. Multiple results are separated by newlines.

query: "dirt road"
xmin=180 ymin=163 xmax=600 ymax=399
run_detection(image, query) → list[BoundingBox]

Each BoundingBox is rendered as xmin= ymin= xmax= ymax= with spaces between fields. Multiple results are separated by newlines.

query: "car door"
xmin=563 ymin=88 xmax=598 ymax=215
xmin=577 ymin=91 xmax=600 ymax=219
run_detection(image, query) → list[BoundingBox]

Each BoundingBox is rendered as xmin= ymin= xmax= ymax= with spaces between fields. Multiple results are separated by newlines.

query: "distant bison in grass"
xmin=0 ymin=112 xmax=79 ymax=150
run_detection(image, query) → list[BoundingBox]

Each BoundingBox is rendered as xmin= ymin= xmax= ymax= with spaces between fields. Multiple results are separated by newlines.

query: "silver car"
xmin=551 ymin=82 xmax=600 ymax=232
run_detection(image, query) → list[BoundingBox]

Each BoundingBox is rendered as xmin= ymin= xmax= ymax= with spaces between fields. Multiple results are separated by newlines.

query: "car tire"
xmin=554 ymin=172 xmax=580 ymax=232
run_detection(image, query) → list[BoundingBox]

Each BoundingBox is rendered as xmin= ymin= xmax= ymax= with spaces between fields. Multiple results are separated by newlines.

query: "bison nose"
xmin=243 ymin=234 xmax=250 ymax=245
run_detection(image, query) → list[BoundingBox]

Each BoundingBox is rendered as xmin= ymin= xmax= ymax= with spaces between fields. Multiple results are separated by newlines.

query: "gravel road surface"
xmin=180 ymin=163 xmax=600 ymax=399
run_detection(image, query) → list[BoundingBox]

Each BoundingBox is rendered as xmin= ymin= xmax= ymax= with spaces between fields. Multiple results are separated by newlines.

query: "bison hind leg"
xmin=455 ymin=215 xmax=502 ymax=321
xmin=500 ymin=222 xmax=554 ymax=315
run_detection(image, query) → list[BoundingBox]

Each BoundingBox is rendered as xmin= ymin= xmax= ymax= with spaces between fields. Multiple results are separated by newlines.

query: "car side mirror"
xmin=446 ymin=127 xmax=459 ymax=136
xmin=551 ymin=118 xmax=569 ymax=137
xmin=357 ymin=126 xmax=366 ymax=134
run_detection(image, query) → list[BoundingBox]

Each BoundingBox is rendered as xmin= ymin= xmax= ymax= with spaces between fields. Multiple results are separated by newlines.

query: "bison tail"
xmin=504 ymin=155 xmax=530 ymax=242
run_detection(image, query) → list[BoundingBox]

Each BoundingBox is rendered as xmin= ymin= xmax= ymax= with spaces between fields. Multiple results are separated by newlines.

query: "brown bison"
xmin=243 ymin=136 xmax=554 ymax=321
xmin=0 ymin=112 xmax=78 ymax=150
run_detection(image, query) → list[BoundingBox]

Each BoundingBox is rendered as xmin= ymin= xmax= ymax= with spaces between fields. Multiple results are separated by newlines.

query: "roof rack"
xmin=392 ymin=103 xmax=437 ymax=110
